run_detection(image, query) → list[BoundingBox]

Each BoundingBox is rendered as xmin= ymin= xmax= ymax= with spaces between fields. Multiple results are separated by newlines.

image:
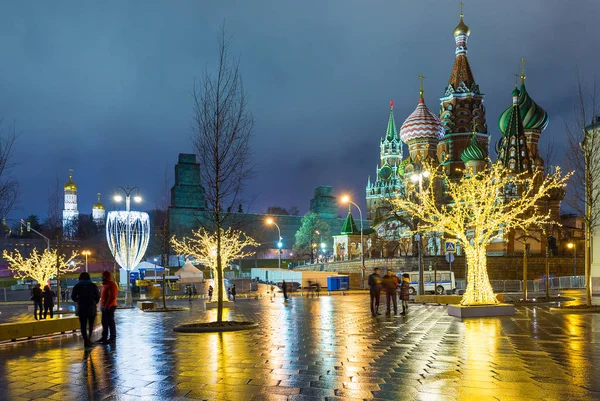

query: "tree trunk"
xmin=462 ymin=245 xmax=497 ymax=305
xmin=216 ymin=227 xmax=223 ymax=322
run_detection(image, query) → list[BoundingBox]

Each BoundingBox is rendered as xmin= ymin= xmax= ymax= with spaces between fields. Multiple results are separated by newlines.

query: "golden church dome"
xmin=93 ymin=193 xmax=105 ymax=210
xmin=453 ymin=15 xmax=470 ymax=37
xmin=64 ymin=170 xmax=77 ymax=191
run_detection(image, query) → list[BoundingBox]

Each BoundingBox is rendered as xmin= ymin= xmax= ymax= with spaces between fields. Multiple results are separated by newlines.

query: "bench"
xmin=0 ymin=315 xmax=101 ymax=342
xmin=136 ymin=301 xmax=155 ymax=310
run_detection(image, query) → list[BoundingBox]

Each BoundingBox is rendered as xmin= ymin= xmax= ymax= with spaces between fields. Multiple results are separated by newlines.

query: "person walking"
xmin=61 ymin=288 xmax=66 ymax=302
xmin=42 ymin=285 xmax=56 ymax=319
xmin=382 ymin=270 xmax=398 ymax=316
xmin=207 ymin=285 xmax=213 ymax=302
xmin=31 ymin=284 xmax=43 ymax=320
xmin=97 ymin=271 xmax=118 ymax=344
xmin=368 ymin=268 xmax=383 ymax=317
xmin=71 ymin=272 xmax=100 ymax=348
xmin=231 ymin=284 xmax=236 ymax=302
xmin=400 ymin=273 xmax=410 ymax=315
xmin=282 ymin=280 xmax=288 ymax=301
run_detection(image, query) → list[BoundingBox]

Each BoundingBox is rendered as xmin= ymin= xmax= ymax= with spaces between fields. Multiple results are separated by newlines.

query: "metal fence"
xmin=455 ymin=276 xmax=586 ymax=293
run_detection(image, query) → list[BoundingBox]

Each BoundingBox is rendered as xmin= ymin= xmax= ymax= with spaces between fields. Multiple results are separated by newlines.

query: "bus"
xmin=399 ymin=271 xmax=455 ymax=295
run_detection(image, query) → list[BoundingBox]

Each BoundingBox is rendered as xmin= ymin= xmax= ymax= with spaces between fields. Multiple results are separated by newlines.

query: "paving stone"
xmin=1 ymin=295 xmax=600 ymax=400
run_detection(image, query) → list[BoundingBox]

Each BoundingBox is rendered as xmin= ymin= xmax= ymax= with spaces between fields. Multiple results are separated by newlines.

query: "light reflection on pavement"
xmin=0 ymin=293 xmax=599 ymax=400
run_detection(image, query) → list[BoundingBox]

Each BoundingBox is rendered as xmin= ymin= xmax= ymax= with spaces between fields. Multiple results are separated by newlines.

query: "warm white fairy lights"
xmin=391 ymin=161 xmax=569 ymax=306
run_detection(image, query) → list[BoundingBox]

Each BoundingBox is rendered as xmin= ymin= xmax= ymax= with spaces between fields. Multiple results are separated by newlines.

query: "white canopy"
xmin=135 ymin=261 xmax=164 ymax=271
xmin=175 ymin=261 xmax=204 ymax=283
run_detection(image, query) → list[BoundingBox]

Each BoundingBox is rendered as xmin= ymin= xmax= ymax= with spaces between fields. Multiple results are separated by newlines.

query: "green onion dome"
xmin=460 ymin=133 xmax=487 ymax=162
xmin=498 ymin=84 xmax=548 ymax=134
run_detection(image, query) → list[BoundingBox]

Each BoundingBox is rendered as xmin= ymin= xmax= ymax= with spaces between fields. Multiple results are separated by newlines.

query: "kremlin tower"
xmin=365 ymin=100 xmax=404 ymax=220
xmin=62 ymin=169 xmax=78 ymax=239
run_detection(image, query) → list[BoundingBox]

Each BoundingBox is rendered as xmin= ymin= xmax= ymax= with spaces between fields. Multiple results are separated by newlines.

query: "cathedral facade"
xmin=62 ymin=170 xmax=105 ymax=239
xmin=365 ymin=10 xmax=560 ymax=258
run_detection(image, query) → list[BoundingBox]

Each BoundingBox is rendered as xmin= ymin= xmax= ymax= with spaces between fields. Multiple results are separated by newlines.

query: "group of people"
xmin=31 ymin=271 xmax=119 ymax=348
xmin=70 ymin=271 xmax=119 ymax=347
xmin=30 ymin=283 xmax=56 ymax=320
xmin=227 ymin=284 xmax=236 ymax=301
xmin=368 ymin=267 xmax=410 ymax=317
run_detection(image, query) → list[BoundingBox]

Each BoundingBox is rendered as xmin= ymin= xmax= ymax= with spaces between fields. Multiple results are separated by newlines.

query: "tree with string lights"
xmin=171 ymin=227 xmax=257 ymax=304
xmin=3 ymin=248 xmax=79 ymax=286
xmin=391 ymin=161 xmax=569 ymax=305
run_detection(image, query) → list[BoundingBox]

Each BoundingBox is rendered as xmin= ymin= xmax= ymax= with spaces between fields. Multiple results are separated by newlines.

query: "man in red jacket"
xmin=97 ymin=271 xmax=118 ymax=344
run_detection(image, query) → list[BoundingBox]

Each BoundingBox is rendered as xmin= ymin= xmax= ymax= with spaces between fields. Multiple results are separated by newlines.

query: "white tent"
xmin=175 ymin=261 xmax=205 ymax=283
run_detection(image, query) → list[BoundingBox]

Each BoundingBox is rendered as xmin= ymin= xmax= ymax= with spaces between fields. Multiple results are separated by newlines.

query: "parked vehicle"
xmin=399 ymin=271 xmax=455 ymax=295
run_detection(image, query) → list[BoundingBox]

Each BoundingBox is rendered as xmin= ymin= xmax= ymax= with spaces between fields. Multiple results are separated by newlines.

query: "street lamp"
xmin=82 ymin=250 xmax=91 ymax=273
xmin=153 ymin=257 xmax=158 ymax=280
xmin=341 ymin=196 xmax=365 ymax=288
xmin=568 ymin=242 xmax=577 ymax=282
xmin=410 ymin=171 xmax=430 ymax=295
xmin=266 ymin=218 xmax=282 ymax=269
xmin=108 ymin=186 xmax=150 ymax=307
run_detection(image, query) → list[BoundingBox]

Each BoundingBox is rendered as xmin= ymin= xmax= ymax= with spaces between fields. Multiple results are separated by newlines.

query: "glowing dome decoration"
xmin=106 ymin=187 xmax=150 ymax=303
xmin=106 ymin=211 xmax=150 ymax=273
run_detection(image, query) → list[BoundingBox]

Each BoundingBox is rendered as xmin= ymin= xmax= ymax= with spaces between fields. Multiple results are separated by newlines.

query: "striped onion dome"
xmin=399 ymin=97 xmax=445 ymax=144
xmin=460 ymin=133 xmax=486 ymax=162
xmin=498 ymin=84 xmax=548 ymax=134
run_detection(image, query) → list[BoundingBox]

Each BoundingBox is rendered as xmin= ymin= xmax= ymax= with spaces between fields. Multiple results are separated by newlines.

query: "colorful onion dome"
xmin=453 ymin=14 xmax=470 ymax=37
xmin=64 ymin=169 xmax=77 ymax=191
xmin=400 ymin=97 xmax=445 ymax=144
xmin=498 ymin=84 xmax=549 ymax=134
xmin=93 ymin=193 xmax=105 ymax=210
xmin=460 ymin=133 xmax=486 ymax=163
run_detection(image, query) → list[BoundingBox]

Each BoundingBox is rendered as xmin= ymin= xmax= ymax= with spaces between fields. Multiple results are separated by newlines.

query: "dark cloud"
xmin=0 ymin=0 xmax=598 ymax=221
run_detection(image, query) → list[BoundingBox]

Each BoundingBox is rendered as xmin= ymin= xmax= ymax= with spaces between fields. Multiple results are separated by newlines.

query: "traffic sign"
xmin=445 ymin=241 xmax=456 ymax=253
xmin=445 ymin=253 xmax=455 ymax=263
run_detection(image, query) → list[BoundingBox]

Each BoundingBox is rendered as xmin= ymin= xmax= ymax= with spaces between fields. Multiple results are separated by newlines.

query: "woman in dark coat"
xmin=42 ymin=285 xmax=56 ymax=319
xmin=71 ymin=272 xmax=100 ymax=347
xmin=400 ymin=273 xmax=411 ymax=316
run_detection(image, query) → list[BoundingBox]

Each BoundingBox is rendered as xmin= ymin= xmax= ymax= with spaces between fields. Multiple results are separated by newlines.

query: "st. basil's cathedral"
xmin=363 ymin=9 xmax=560 ymax=258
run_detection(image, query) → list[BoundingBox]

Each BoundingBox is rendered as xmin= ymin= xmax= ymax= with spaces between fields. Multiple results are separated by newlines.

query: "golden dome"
xmin=64 ymin=169 xmax=77 ymax=191
xmin=453 ymin=15 xmax=470 ymax=37
xmin=93 ymin=193 xmax=105 ymax=210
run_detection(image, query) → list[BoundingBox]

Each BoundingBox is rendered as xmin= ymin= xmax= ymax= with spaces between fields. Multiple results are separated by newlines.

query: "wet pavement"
xmin=1 ymin=294 xmax=599 ymax=400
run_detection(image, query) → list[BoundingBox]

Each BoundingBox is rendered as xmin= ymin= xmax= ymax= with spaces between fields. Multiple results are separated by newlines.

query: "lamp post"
xmin=81 ymin=250 xmax=91 ymax=273
xmin=341 ymin=196 xmax=365 ymax=289
xmin=153 ymin=257 xmax=158 ymax=280
xmin=266 ymin=218 xmax=282 ymax=269
xmin=568 ymin=242 xmax=577 ymax=284
xmin=411 ymin=171 xmax=430 ymax=295
xmin=111 ymin=186 xmax=144 ymax=306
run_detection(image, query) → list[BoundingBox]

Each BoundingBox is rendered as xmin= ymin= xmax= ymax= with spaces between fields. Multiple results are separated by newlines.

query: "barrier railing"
xmin=455 ymin=276 xmax=586 ymax=294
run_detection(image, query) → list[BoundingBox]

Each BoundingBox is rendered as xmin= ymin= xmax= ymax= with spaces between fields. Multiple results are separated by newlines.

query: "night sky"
xmin=1 ymin=0 xmax=598 ymax=222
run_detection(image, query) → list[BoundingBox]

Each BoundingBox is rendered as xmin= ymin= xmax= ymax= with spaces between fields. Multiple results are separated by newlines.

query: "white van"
xmin=399 ymin=271 xmax=455 ymax=295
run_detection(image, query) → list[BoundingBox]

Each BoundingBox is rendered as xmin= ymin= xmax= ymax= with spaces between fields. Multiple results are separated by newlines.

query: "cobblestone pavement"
xmin=0 ymin=294 xmax=599 ymax=400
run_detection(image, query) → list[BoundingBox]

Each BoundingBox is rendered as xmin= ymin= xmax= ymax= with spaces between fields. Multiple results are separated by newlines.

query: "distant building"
xmin=92 ymin=193 xmax=106 ymax=227
xmin=167 ymin=153 xmax=369 ymax=256
xmin=62 ymin=169 xmax=79 ymax=239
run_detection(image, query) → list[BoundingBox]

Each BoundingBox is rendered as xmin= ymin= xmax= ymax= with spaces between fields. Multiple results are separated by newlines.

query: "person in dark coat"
xmin=282 ymin=280 xmax=288 ymax=301
xmin=231 ymin=284 xmax=236 ymax=301
xmin=42 ymin=285 xmax=56 ymax=319
xmin=71 ymin=272 xmax=100 ymax=347
xmin=208 ymin=285 xmax=213 ymax=301
xmin=400 ymin=273 xmax=411 ymax=315
xmin=31 ymin=284 xmax=43 ymax=320
xmin=368 ymin=268 xmax=382 ymax=316
xmin=382 ymin=270 xmax=398 ymax=316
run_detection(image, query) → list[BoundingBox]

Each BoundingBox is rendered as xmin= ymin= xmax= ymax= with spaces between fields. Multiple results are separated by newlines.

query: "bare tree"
xmin=0 ymin=121 xmax=19 ymax=219
xmin=540 ymin=139 xmax=556 ymax=176
xmin=565 ymin=73 xmax=600 ymax=306
xmin=190 ymin=26 xmax=254 ymax=322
